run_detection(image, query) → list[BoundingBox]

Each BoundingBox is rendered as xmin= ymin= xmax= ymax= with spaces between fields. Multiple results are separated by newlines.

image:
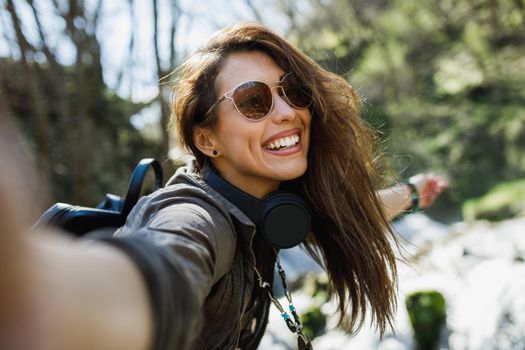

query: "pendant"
xmin=297 ymin=332 xmax=313 ymax=350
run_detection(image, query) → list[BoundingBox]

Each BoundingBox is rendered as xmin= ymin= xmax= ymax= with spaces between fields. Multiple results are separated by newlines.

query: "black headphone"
xmin=203 ymin=168 xmax=311 ymax=249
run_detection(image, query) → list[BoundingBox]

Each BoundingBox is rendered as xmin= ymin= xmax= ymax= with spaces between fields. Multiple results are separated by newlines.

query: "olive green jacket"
xmin=106 ymin=165 xmax=274 ymax=350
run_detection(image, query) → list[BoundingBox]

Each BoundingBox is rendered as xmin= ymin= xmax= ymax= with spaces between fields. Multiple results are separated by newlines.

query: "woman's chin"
xmin=271 ymin=163 xmax=308 ymax=181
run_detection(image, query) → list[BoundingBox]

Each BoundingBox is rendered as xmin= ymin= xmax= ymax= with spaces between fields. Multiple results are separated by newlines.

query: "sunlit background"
xmin=1 ymin=0 xmax=525 ymax=349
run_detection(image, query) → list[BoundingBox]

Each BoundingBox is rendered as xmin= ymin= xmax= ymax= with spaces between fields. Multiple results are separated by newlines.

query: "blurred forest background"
xmin=1 ymin=0 xmax=524 ymax=222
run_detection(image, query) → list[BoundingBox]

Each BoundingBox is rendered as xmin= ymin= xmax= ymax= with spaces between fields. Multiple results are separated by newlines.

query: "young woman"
xmin=0 ymin=23 xmax=446 ymax=350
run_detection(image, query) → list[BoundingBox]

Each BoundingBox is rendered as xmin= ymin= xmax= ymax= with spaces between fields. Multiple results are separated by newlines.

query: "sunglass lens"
xmin=282 ymin=73 xmax=312 ymax=108
xmin=232 ymin=81 xmax=273 ymax=120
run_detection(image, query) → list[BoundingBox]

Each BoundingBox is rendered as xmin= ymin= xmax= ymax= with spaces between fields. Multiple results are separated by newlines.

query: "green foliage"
xmin=299 ymin=273 xmax=329 ymax=303
xmin=406 ymin=290 xmax=447 ymax=350
xmin=295 ymin=0 xmax=525 ymax=220
xmin=301 ymin=273 xmax=329 ymax=340
xmin=293 ymin=273 xmax=329 ymax=341
xmin=301 ymin=305 xmax=326 ymax=340
xmin=463 ymin=178 xmax=525 ymax=221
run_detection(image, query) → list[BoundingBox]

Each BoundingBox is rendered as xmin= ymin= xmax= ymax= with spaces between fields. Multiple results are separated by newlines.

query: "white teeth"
xmin=264 ymin=133 xmax=300 ymax=150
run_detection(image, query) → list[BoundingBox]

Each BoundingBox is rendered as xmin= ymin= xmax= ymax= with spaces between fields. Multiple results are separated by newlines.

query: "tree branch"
xmin=152 ymin=0 xmax=162 ymax=75
xmin=116 ymin=0 xmax=135 ymax=93
xmin=0 ymin=1 xmax=15 ymax=58
xmin=243 ymin=0 xmax=264 ymax=22
xmin=169 ymin=1 xmax=181 ymax=69
xmin=93 ymin=0 xmax=103 ymax=25
xmin=25 ymin=0 xmax=59 ymax=66
xmin=5 ymin=0 xmax=38 ymax=61
xmin=5 ymin=0 xmax=51 ymax=181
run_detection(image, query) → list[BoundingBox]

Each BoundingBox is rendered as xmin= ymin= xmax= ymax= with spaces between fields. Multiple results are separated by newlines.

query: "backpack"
xmin=35 ymin=158 xmax=163 ymax=236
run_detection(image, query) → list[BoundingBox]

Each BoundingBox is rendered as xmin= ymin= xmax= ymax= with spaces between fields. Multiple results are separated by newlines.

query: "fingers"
xmin=409 ymin=173 xmax=448 ymax=208
xmin=411 ymin=173 xmax=448 ymax=208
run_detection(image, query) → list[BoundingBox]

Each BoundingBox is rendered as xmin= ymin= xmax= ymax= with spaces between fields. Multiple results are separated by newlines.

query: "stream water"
xmin=261 ymin=214 xmax=525 ymax=350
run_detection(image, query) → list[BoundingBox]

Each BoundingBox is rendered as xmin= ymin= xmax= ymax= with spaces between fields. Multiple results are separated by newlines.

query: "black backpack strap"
xmin=120 ymin=158 xmax=163 ymax=219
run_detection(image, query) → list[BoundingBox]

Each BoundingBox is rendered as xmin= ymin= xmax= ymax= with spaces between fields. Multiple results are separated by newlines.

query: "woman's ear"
xmin=193 ymin=127 xmax=219 ymax=157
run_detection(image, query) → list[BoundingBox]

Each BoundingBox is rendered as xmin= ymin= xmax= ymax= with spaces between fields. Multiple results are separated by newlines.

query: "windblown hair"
xmin=171 ymin=22 xmax=398 ymax=335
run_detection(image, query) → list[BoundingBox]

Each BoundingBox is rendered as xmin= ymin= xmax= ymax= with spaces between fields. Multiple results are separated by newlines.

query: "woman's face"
xmin=197 ymin=51 xmax=312 ymax=198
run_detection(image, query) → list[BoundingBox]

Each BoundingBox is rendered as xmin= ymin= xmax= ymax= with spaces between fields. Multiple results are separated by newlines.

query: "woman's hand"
xmin=408 ymin=173 xmax=448 ymax=209
xmin=378 ymin=173 xmax=448 ymax=221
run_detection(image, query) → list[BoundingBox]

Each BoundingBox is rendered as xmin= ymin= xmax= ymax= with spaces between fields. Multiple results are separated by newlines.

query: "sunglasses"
xmin=204 ymin=72 xmax=312 ymax=121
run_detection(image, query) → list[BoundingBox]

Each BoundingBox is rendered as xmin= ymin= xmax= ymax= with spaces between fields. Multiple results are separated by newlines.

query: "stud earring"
xmin=212 ymin=150 xmax=218 ymax=156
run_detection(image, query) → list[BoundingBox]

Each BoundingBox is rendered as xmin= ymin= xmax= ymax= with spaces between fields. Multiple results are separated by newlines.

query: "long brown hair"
xmin=171 ymin=22 xmax=398 ymax=335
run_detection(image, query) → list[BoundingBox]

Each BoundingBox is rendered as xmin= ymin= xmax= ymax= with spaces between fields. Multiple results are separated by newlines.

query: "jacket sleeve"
xmin=101 ymin=194 xmax=237 ymax=350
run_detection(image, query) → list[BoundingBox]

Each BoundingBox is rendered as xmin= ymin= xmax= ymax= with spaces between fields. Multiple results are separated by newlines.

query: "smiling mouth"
xmin=263 ymin=133 xmax=300 ymax=151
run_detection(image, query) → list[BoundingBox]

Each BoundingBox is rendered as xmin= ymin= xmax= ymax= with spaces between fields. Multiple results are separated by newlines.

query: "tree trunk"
xmin=153 ymin=0 xmax=176 ymax=175
xmin=5 ymin=0 xmax=51 ymax=184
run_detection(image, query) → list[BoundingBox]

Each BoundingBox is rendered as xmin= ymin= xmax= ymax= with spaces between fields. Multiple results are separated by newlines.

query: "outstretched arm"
xmin=378 ymin=173 xmax=448 ymax=221
xmin=0 ymin=120 xmax=234 ymax=350
xmin=0 ymin=122 xmax=152 ymax=350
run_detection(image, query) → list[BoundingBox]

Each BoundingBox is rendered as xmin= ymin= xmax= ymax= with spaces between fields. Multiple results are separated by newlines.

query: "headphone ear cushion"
xmin=260 ymin=192 xmax=311 ymax=249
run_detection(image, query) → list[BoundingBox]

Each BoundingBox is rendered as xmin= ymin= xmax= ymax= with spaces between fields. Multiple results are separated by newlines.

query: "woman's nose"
xmin=270 ymin=89 xmax=296 ymax=123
